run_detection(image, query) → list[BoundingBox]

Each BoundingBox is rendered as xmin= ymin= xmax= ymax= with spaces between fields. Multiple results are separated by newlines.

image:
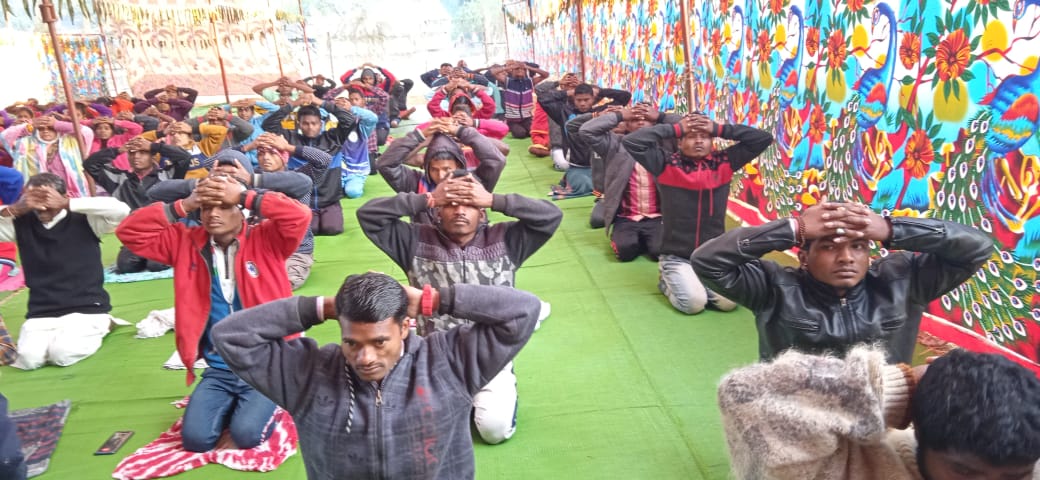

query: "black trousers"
xmin=388 ymin=79 xmax=414 ymax=118
xmin=610 ymin=217 xmax=663 ymax=262
xmin=116 ymin=245 xmax=170 ymax=274
xmin=376 ymin=124 xmax=388 ymax=145
xmin=507 ymin=117 xmax=532 ymax=139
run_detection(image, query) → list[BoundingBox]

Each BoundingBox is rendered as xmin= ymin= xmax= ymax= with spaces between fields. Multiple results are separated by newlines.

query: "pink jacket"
xmin=85 ymin=120 xmax=144 ymax=171
xmin=414 ymin=118 xmax=508 ymax=140
xmin=427 ymin=89 xmax=497 ymax=120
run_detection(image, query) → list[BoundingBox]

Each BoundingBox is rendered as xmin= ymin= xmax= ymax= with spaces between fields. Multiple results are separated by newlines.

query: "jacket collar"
xmin=799 ymin=269 xmax=868 ymax=303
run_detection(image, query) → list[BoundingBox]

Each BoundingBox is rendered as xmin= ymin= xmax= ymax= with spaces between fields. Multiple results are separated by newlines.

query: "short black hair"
xmin=913 ymin=349 xmax=1040 ymax=465
xmin=451 ymin=97 xmax=473 ymax=112
xmin=440 ymin=62 xmax=452 ymax=68
xmin=335 ymin=273 xmax=408 ymax=325
xmin=573 ymin=83 xmax=594 ymax=96
xmin=26 ymin=173 xmax=66 ymax=196
xmin=296 ymin=105 xmax=322 ymax=123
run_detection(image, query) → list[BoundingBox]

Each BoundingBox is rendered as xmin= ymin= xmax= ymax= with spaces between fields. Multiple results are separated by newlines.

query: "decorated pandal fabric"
xmin=96 ymin=0 xmax=299 ymax=96
xmin=516 ymin=0 xmax=1040 ymax=370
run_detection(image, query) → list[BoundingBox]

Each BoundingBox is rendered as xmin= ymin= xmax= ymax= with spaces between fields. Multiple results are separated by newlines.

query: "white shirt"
xmin=210 ymin=237 xmax=239 ymax=305
xmin=0 ymin=197 xmax=131 ymax=241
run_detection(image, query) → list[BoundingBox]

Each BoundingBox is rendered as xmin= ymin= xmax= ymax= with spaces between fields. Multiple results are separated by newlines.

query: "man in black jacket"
xmin=691 ymin=201 xmax=993 ymax=363
xmin=262 ymin=100 xmax=355 ymax=235
xmin=537 ymin=79 xmax=631 ymax=199
xmin=84 ymin=137 xmax=192 ymax=273
xmin=623 ymin=114 xmax=773 ymax=315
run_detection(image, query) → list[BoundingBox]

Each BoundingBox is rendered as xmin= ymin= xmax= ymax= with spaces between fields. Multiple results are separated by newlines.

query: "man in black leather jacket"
xmin=691 ymin=202 xmax=992 ymax=363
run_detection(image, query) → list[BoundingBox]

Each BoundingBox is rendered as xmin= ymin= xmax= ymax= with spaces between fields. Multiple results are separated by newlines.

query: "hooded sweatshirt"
xmin=376 ymin=128 xmax=505 ymax=224
xmin=358 ymin=191 xmax=562 ymax=334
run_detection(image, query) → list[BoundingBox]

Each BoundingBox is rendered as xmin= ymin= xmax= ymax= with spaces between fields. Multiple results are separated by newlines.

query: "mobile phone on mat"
xmin=95 ymin=431 xmax=134 ymax=455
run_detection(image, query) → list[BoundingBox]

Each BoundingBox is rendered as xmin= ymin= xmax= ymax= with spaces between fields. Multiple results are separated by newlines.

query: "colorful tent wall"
xmin=515 ymin=0 xmax=1040 ymax=370
xmin=40 ymin=35 xmax=110 ymax=101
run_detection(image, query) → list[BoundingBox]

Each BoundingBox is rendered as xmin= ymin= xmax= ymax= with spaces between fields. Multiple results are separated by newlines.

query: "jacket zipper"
xmin=375 ymin=379 xmax=385 ymax=479
xmin=891 ymin=218 xmax=944 ymax=242
xmin=840 ymin=297 xmax=858 ymax=340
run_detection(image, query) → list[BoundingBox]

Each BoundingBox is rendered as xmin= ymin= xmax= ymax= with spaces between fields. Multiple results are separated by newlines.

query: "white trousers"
xmin=12 ymin=313 xmax=116 ymax=370
xmin=472 ymin=362 xmax=518 ymax=445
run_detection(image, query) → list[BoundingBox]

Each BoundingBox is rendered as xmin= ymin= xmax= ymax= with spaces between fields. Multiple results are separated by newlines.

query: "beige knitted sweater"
xmin=718 ymin=347 xmax=924 ymax=480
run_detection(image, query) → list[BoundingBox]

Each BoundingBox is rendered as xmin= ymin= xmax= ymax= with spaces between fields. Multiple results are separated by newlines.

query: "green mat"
xmin=0 ymin=125 xmax=761 ymax=479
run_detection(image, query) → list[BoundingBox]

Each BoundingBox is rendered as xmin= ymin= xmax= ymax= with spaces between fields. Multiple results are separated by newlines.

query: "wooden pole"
xmin=482 ymin=9 xmax=491 ymax=64
xmin=38 ymin=0 xmax=87 ymax=161
xmin=298 ymin=0 xmax=314 ymax=76
xmin=328 ymin=32 xmax=334 ymax=77
xmin=273 ymin=19 xmax=285 ymax=77
xmin=677 ymin=0 xmax=696 ymax=110
xmin=208 ymin=17 xmax=230 ymax=102
xmin=267 ymin=0 xmax=284 ymax=77
xmin=206 ymin=1 xmax=231 ymax=103
xmin=501 ymin=1 xmax=511 ymax=60
xmin=574 ymin=0 xmax=586 ymax=79
xmin=527 ymin=0 xmax=536 ymax=61
xmin=94 ymin=12 xmax=119 ymax=97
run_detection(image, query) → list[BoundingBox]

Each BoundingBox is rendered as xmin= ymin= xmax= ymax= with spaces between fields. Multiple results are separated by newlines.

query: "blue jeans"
xmin=181 ymin=368 xmax=277 ymax=452
xmin=658 ymin=254 xmax=737 ymax=315
xmin=343 ymin=173 xmax=367 ymax=199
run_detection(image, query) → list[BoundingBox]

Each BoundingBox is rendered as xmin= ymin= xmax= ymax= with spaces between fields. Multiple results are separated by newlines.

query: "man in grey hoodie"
xmin=356 ymin=174 xmax=561 ymax=445
xmin=212 ymin=272 xmax=540 ymax=480
xmin=376 ymin=121 xmax=505 ymax=224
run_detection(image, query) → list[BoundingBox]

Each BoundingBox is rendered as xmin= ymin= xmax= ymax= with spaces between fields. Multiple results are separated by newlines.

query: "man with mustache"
xmin=116 ymin=175 xmax=310 ymax=453
xmin=691 ymin=201 xmax=992 ymax=363
xmin=356 ymin=173 xmax=561 ymax=445
xmin=211 ymin=272 xmax=540 ymax=479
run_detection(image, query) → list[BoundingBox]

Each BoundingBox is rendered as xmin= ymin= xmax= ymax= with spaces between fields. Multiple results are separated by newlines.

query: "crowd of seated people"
xmin=0 ymin=56 xmax=1015 ymax=480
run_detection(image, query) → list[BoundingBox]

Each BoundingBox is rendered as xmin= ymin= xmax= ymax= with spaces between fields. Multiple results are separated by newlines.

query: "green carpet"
xmin=0 ymin=126 xmax=761 ymax=479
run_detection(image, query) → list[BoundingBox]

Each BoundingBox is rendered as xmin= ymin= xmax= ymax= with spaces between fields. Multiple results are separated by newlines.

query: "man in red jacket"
xmin=115 ymin=175 xmax=310 ymax=453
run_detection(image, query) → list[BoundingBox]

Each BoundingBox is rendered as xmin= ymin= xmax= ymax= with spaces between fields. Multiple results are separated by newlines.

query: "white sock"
xmin=551 ymin=148 xmax=569 ymax=170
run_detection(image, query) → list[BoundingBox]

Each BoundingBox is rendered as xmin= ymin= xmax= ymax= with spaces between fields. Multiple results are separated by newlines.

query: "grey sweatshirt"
xmin=211 ymin=284 xmax=540 ymax=480
xmin=356 ymin=191 xmax=562 ymax=333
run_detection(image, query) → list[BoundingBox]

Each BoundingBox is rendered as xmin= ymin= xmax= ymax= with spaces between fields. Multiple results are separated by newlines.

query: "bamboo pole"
xmin=527 ymin=0 xmax=536 ymax=61
xmin=90 ymin=6 xmax=120 ymax=96
xmin=298 ymin=0 xmax=313 ymax=76
xmin=206 ymin=0 xmax=231 ymax=103
xmin=273 ymin=19 xmax=285 ymax=77
xmin=574 ymin=0 xmax=586 ymax=79
xmin=328 ymin=32 xmax=334 ymax=77
xmin=39 ymin=0 xmax=87 ymax=161
xmin=501 ymin=1 xmax=511 ymax=60
xmin=677 ymin=0 xmax=696 ymax=110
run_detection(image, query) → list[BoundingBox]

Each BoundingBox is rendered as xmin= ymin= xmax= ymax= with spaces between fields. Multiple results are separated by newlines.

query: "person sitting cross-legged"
xmin=115 ymin=176 xmax=310 ymax=452
xmin=212 ymin=272 xmax=541 ymax=479
xmin=0 ymin=173 xmax=130 ymax=370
